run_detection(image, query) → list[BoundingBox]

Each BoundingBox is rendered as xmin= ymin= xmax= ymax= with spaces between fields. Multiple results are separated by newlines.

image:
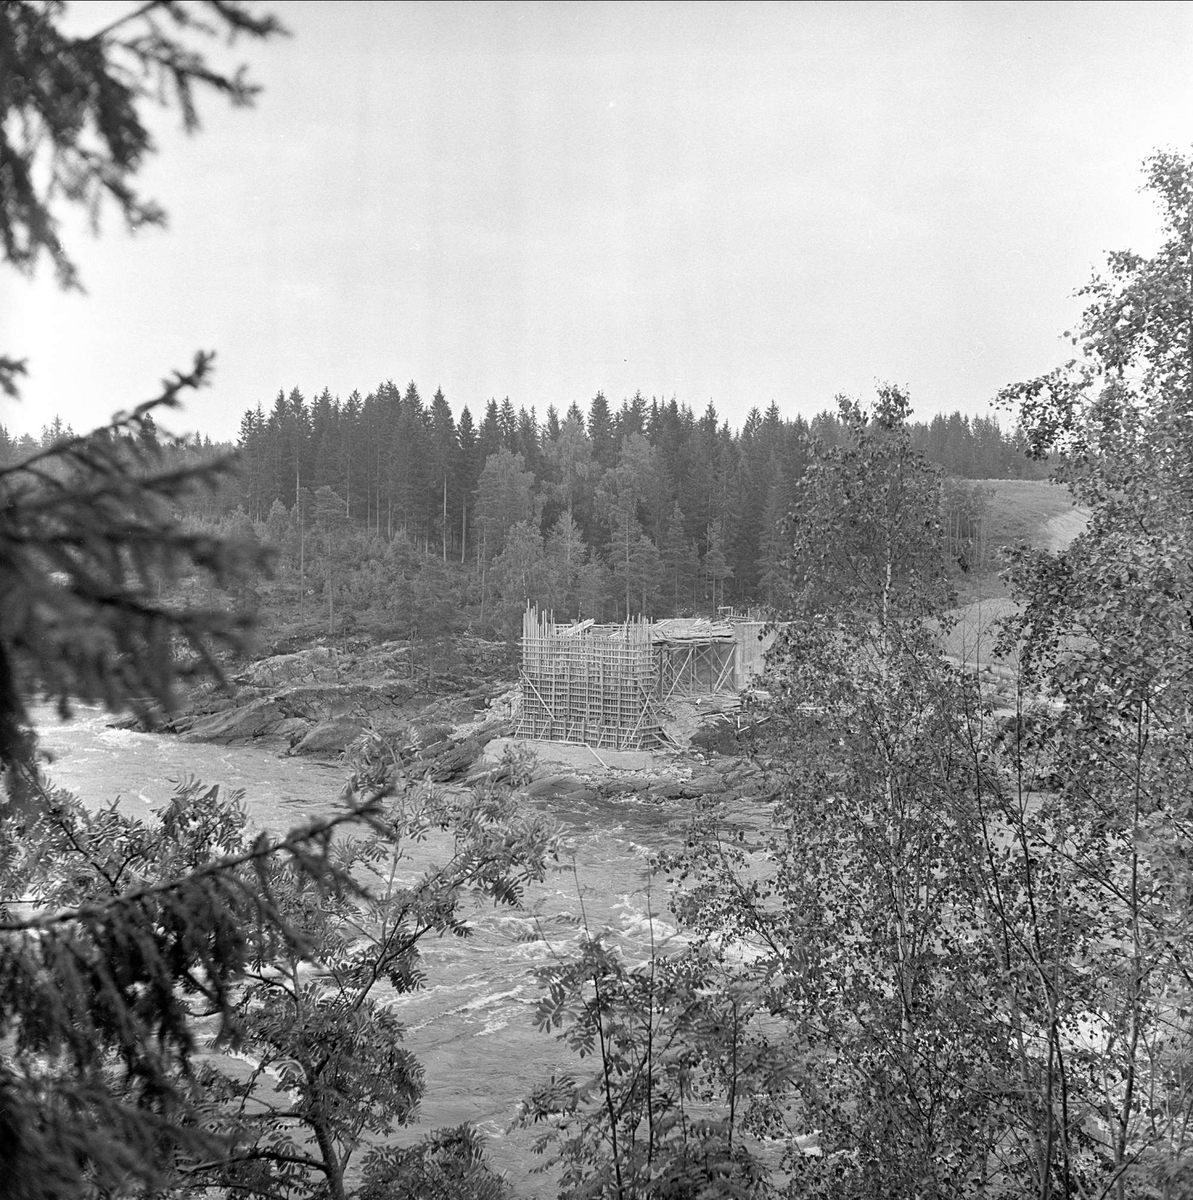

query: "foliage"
xmin=780 ymin=385 xmax=955 ymax=628
xmin=184 ymin=736 xmax=558 ymax=1200
xmin=359 ymin=1125 xmax=513 ymax=1200
xmin=747 ymin=657 xmax=1006 ymax=1198
xmin=939 ymin=477 xmax=992 ymax=575
xmin=0 ymin=366 xmax=268 ymax=786
xmin=650 ymin=153 xmax=1193 ymax=1200
xmin=521 ymin=924 xmax=792 ymax=1199
xmin=664 ymin=392 xmax=1014 ymax=1198
xmin=1 ymin=0 xmax=288 ymax=772
xmin=989 ymin=147 xmax=1193 ymax=1197
xmin=0 ymin=774 xmax=383 ymax=1198
xmin=653 ymin=384 xmax=1174 ymax=1197
xmin=476 ymin=449 xmax=540 ymax=560
xmin=0 ymin=6 xmax=411 ymax=1198
xmin=175 ymin=388 xmax=1042 ymax=644
xmin=0 ymin=0 xmax=284 ymax=291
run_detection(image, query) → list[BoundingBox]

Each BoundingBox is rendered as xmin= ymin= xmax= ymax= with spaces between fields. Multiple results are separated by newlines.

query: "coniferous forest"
xmin=0 ymin=394 xmax=1043 ymax=648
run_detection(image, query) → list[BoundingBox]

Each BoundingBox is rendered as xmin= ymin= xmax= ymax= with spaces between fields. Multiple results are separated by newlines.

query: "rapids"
xmin=32 ymin=703 xmax=703 ymax=1194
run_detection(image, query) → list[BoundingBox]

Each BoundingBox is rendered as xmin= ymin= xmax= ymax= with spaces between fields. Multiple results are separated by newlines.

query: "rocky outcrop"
xmin=290 ymin=717 xmax=367 ymax=756
xmin=169 ymin=681 xmax=423 ymax=748
xmin=159 ymin=643 xmax=512 ymax=760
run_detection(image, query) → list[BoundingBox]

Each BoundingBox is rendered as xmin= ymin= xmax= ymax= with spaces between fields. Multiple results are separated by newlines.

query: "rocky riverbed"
xmin=129 ymin=641 xmax=772 ymax=804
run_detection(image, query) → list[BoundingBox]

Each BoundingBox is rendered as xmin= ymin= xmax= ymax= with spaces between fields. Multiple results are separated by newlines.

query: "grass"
xmin=944 ymin=479 xmax=1087 ymax=677
xmin=974 ymin=478 xmax=1085 ymax=549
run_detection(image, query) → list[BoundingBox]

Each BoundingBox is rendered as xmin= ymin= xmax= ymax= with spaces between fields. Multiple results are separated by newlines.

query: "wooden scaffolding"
xmin=655 ymin=639 xmax=737 ymax=700
xmin=518 ymin=606 xmax=662 ymax=750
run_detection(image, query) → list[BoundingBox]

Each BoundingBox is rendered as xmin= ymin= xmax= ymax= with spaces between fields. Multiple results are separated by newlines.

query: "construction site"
xmin=516 ymin=605 xmax=775 ymax=751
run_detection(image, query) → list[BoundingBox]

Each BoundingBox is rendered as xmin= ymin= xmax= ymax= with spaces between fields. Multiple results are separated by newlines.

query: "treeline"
xmin=1 ymin=393 xmax=1033 ymax=632
xmin=232 ymin=388 xmax=1035 ymax=607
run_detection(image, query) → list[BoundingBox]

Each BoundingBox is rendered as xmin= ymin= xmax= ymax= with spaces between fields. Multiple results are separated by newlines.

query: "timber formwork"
xmin=518 ymin=607 xmax=662 ymax=750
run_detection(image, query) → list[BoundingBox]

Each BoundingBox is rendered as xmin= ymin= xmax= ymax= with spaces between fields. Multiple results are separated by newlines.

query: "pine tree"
xmin=474 ymin=449 xmax=539 ymax=560
xmin=544 ymin=510 xmax=588 ymax=617
xmin=615 ymin=390 xmax=647 ymax=441
xmin=516 ymin=405 xmax=540 ymax=473
xmin=0 ymin=0 xmax=284 ymax=294
xmin=340 ymin=389 xmax=363 ymax=517
xmin=390 ymin=385 xmax=427 ymax=539
xmin=545 ymin=413 xmax=598 ymax=541
xmin=596 ymin=434 xmax=659 ymax=616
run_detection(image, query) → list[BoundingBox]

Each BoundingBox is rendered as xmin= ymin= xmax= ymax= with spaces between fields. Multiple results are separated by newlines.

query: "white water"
xmin=33 ymin=704 xmax=695 ymax=1193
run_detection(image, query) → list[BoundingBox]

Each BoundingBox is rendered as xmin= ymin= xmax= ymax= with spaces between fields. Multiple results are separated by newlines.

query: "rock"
xmin=717 ymin=760 xmax=770 ymax=798
xmin=466 ymin=761 xmax=515 ymax=786
xmin=272 ymin=683 xmax=416 ymax=722
xmin=274 ymin=717 xmax=312 ymax=746
xmin=690 ymin=718 xmax=749 ymax=756
xmin=562 ymin=788 xmax=598 ymax=804
xmin=526 ymin=773 xmax=587 ymax=800
xmin=481 ymin=736 xmax=518 ymax=765
xmin=416 ymin=734 xmax=455 ymax=759
xmin=108 ymin=712 xmax=151 ymax=731
xmin=241 ymin=646 xmax=342 ymax=690
xmin=600 ymin=774 xmax=654 ymax=796
xmin=645 ymin=781 xmax=683 ymax=801
xmin=289 ymin=716 xmax=364 ymax=756
xmin=180 ymin=698 xmax=289 ymax=743
xmin=677 ymin=772 xmax=725 ymax=798
xmin=422 ymin=738 xmax=482 ymax=782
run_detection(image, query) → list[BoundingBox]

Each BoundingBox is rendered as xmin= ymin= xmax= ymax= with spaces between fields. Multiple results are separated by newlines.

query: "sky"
xmin=3 ymin=1 xmax=1193 ymax=442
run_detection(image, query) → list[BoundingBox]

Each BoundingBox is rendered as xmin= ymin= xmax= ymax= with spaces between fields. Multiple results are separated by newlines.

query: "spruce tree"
xmin=587 ymin=390 xmax=616 ymax=468
xmin=0 ymin=8 xmax=382 ymax=1193
xmin=478 ymin=399 xmax=502 ymax=462
xmin=428 ymin=388 xmax=458 ymax=559
xmin=455 ymin=406 xmax=480 ymax=561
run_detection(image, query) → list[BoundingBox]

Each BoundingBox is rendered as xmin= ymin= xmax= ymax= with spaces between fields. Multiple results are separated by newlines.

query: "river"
xmin=32 ymin=703 xmax=713 ymax=1195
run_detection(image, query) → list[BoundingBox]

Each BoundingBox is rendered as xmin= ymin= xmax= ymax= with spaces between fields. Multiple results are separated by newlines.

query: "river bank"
xmin=119 ymin=640 xmax=772 ymax=808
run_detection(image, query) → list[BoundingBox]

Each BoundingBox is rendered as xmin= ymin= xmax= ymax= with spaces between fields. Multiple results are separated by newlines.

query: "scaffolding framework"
xmin=518 ymin=607 xmax=662 ymax=749
xmin=654 ymin=639 xmax=736 ymax=700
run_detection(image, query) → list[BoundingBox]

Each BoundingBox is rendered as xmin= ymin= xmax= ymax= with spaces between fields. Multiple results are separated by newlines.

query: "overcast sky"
xmin=4 ymin=1 xmax=1192 ymax=442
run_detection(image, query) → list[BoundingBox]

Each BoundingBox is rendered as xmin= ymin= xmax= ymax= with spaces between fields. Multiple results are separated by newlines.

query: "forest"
xmin=4 ymin=4 xmax=1193 ymax=1199
xmin=3 ymin=398 xmax=1038 ymax=648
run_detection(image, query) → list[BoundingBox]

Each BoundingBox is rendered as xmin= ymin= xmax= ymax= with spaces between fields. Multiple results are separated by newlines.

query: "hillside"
xmin=944 ymin=478 xmax=1088 ymax=671
xmin=977 ymin=478 xmax=1089 ymax=550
